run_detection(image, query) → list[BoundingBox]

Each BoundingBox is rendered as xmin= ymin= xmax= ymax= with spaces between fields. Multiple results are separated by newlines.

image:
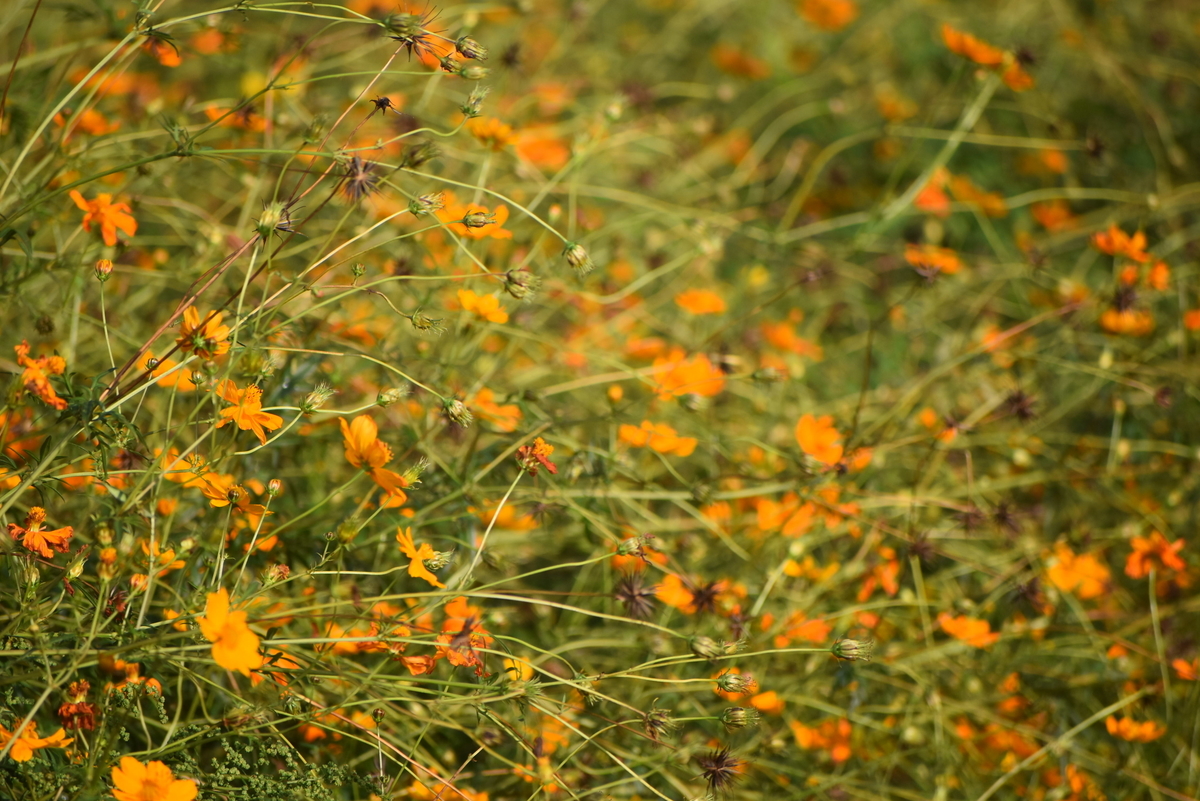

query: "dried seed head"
xmin=563 ymin=242 xmax=594 ymax=277
xmin=341 ymin=156 xmax=380 ymax=203
xmin=301 ymin=382 xmax=335 ymax=414
xmin=384 ymin=9 xmax=442 ymax=62
xmin=402 ymin=457 xmax=430 ymax=487
xmin=255 ymin=200 xmax=297 ymax=239
xmin=689 ymin=635 xmax=724 ymax=661
xmin=376 ymin=386 xmax=411 ymax=407
xmin=720 ymin=707 xmax=760 ymax=730
xmin=460 ymin=86 xmax=490 ymax=119
xmin=831 ymin=637 xmax=874 ymax=662
xmin=401 ymin=141 xmax=441 ymax=170
xmin=503 ymin=269 xmax=542 ymax=301
xmin=614 ymin=573 xmax=656 ymax=619
xmin=696 ymin=746 xmax=744 ymax=793
xmin=455 ymin=35 xmax=488 ymax=60
xmin=410 ymin=310 xmax=445 ymax=335
xmin=643 ymin=706 xmax=677 ymax=740
xmin=715 ymin=670 xmax=757 ymax=695
xmin=409 ymin=192 xmax=445 ymax=216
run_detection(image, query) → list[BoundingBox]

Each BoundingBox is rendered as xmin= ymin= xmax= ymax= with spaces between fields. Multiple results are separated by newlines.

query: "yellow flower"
xmin=111 ymin=756 xmax=198 ymax=801
xmin=198 ymin=588 xmax=264 ymax=675
xmin=176 ymin=307 xmax=231 ymax=360
xmin=458 ymin=289 xmax=509 ymax=324
xmin=215 ymin=380 xmax=283 ymax=445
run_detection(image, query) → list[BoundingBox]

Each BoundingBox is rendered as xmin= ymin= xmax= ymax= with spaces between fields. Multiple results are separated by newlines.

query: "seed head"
xmin=614 ymin=572 xmax=656 ymax=619
xmin=384 ymin=9 xmax=442 ymax=62
xmin=376 ymin=386 xmax=411 ymax=407
xmin=643 ymin=706 xmax=677 ymax=741
xmin=341 ymin=156 xmax=380 ymax=203
xmin=443 ymin=397 xmax=473 ymax=428
xmin=715 ymin=670 xmax=757 ymax=695
xmin=689 ymin=635 xmax=725 ymax=661
xmin=720 ymin=707 xmax=760 ymax=730
xmin=696 ymin=746 xmax=744 ymax=793
xmin=409 ymin=192 xmax=445 ymax=216
xmin=301 ymin=382 xmax=335 ymax=414
xmin=831 ymin=637 xmax=874 ymax=662
xmin=460 ymin=86 xmax=490 ymax=119
xmin=410 ymin=310 xmax=445 ymax=335
xmin=462 ymin=209 xmax=496 ymax=229
xmin=455 ymin=35 xmax=488 ymax=60
xmin=563 ymin=242 xmax=594 ymax=277
xmin=503 ymin=269 xmax=542 ymax=301
xmin=401 ymin=141 xmax=440 ymax=170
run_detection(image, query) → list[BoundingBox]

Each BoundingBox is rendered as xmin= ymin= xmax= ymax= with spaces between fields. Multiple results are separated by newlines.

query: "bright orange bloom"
xmin=14 ymin=340 xmax=68 ymax=410
xmin=0 ymin=722 xmax=73 ymax=762
xmin=69 ymin=190 xmax=137 ymax=246
xmin=339 ymin=415 xmax=410 ymax=504
xmin=53 ymin=107 xmax=120 ymax=137
xmin=1125 ymin=531 xmax=1185 ymax=579
xmin=941 ymin=24 xmax=1005 ymax=66
xmin=397 ymin=527 xmax=445 ymax=588
xmin=111 ymin=756 xmax=198 ymax=801
xmin=1147 ymin=261 xmax=1170 ymax=291
xmin=458 ymin=289 xmax=509 ymax=324
xmin=799 ymin=0 xmax=858 ymax=31
xmin=675 ymin=288 xmax=727 ymax=315
xmin=1031 ymin=200 xmax=1077 ymax=232
xmin=516 ymin=437 xmax=557 ymax=476
xmin=1002 ymin=62 xmax=1034 ymax=91
xmin=710 ymin=43 xmax=771 ymax=80
xmin=467 ymin=116 xmax=515 ymax=150
xmin=774 ymin=611 xmax=832 ymax=647
xmin=790 ymin=717 xmax=852 ymax=763
xmin=795 ymin=414 xmax=844 ymax=466
xmin=1100 ymin=307 xmax=1154 ymax=337
xmin=1172 ymin=657 xmax=1198 ymax=681
xmin=198 ymin=588 xmax=264 ymax=675
xmin=137 ymin=351 xmax=197 ymax=391
xmin=1092 ymin=225 xmax=1150 ymax=262
xmin=750 ymin=690 xmax=784 ymax=715
xmin=618 ymin=421 xmax=698 ymax=457
xmin=215 ymin=380 xmax=283 ymax=445
xmin=1105 ymin=715 xmax=1165 ymax=743
xmin=650 ymin=348 xmax=725 ymax=399
xmin=8 ymin=507 xmax=73 ymax=559
xmin=1185 ymin=310 xmax=1200 ymax=331
xmin=915 ymin=168 xmax=952 ymax=217
xmin=470 ymin=388 xmax=522 ymax=432
xmin=938 ymin=612 xmax=999 ymax=648
xmin=176 ymin=307 xmax=231 ymax=360
xmin=905 ymin=244 xmax=962 ymax=276
xmin=1046 ymin=542 xmax=1110 ymax=600
xmin=142 ymin=36 xmax=182 ymax=67
xmin=515 ymin=127 xmax=571 ymax=170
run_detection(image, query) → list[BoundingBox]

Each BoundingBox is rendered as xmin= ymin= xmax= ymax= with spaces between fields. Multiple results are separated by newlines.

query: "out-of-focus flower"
xmin=198 ymin=588 xmax=264 ymax=675
xmin=14 ymin=340 xmax=68 ymax=410
xmin=111 ymin=756 xmax=198 ymax=801
xmin=69 ymin=190 xmax=137 ymax=246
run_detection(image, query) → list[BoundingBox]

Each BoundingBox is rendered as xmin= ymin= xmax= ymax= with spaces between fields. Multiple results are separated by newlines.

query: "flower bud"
xmin=715 ymin=670 xmax=757 ymax=695
xmin=301 ymin=383 xmax=335 ymax=414
xmin=458 ymin=64 xmax=489 ymax=81
xmin=643 ymin=707 xmax=676 ymax=740
xmin=721 ymin=707 xmax=760 ymax=730
xmin=401 ymin=141 xmax=440 ymax=170
xmin=263 ymin=563 xmax=290 ymax=584
xmin=460 ymin=86 xmax=490 ymax=119
xmin=455 ymin=36 xmax=488 ymax=60
xmin=689 ymin=635 xmax=724 ymax=661
xmin=563 ymin=242 xmax=594 ymax=277
xmin=95 ymin=259 xmax=113 ymax=282
xmin=410 ymin=310 xmax=445 ymax=335
xmin=377 ymin=386 xmax=410 ymax=407
xmin=267 ymin=479 xmax=283 ymax=496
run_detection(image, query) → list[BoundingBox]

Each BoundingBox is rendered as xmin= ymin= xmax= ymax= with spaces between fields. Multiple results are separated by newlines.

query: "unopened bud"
xmin=267 ymin=479 xmax=283 ymax=496
xmin=460 ymin=86 xmax=490 ymax=119
xmin=715 ymin=670 xmax=757 ymax=695
xmin=377 ymin=386 xmax=410 ymax=407
xmin=301 ymin=383 xmax=335 ymax=414
xmin=401 ymin=142 xmax=440 ymax=170
xmin=689 ymin=635 xmax=724 ymax=661
xmin=95 ymin=259 xmax=113 ymax=282
xmin=458 ymin=64 xmax=489 ymax=81
xmin=410 ymin=310 xmax=445 ymax=335
xmin=831 ymin=638 xmax=874 ymax=662
xmin=263 ymin=563 xmax=290 ymax=584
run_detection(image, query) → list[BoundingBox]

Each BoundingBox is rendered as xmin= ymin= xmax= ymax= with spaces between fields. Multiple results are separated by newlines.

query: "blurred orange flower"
xmin=1105 ymin=715 xmax=1165 ymax=742
xmin=905 ymin=243 xmax=962 ymax=276
xmin=1092 ymin=225 xmax=1150 ymax=262
xmin=1124 ymin=531 xmax=1185 ymax=579
xmin=14 ymin=340 xmax=68 ymax=410
xmin=675 ymin=288 xmax=727 ymax=315
xmin=651 ymin=348 xmax=725 ymax=399
xmin=470 ymin=387 xmax=522 ymax=431
xmin=618 ymin=420 xmax=698 ymax=456
xmin=458 ymin=289 xmax=509 ymax=324
xmin=941 ymin=24 xmax=1005 ymax=66
xmin=795 ymin=414 xmax=843 ymax=466
xmin=138 ymin=351 xmax=197 ymax=391
xmin=799 ymin=0 xmax=858 ymax=31
xmin=198 ymin=588 xmax=264 ymax=675
xmin=711 ymin=43 xmax=771 ymax=80
xmin=1045 ymin=542 xmax=1110 ymax=600
xmin=467 ymin=116 xmax=515 ymax=150
xmin=1031 ymin=200 xmax=1077 ymax=232
xmin=938 ymin=612 xmax=999 ymax=648
xmin=111 ymin=756 xmax=197 ymax=801
xmin=69 ymin=190 xmax=137 ymax=246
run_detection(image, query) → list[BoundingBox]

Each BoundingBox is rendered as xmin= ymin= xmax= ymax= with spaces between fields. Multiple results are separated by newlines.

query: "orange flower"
xmin=1125 ymin=531 xmax=1185 ymax=579
xmin=774 ymin=611 xmax=832 ymax=647
xmin=799 ymin=0 xmax=858 ymax=31
xmin=137 ymin=351 xmax=196 ymax=391
xmin=215 ymin=380 xmax=283 ymax=445
xmin=111 ymin=756 xmax=198 ymax=801
xmin=905 ymin=244 xmax=962 ymax=276
xmin=517 ymin=437 xmax=558 ymax=476
xmin=1185 ymin=309 xmax=1200 ymax=331
xmin=650 ymin=348 xmax=725 ymax=399
xmin=795 ymin=414 xmax=843 ymax=466
xmin=710 ymin=43 xmax=771 ymax=80
xmin=1172 ymin=657 xmax=1198 ymax=681
xmin=1031 ymin=200 xmax=1077 ymax=232
xmin=470 ymin=388 xmax=522 ymax=432
xmin=1046 ymin=542 xmax=1110 ymax=600
xmin=938 ymin=612 xmax=999 ymax=648
xmin=675 ymin=288 xmax=727 ymax=315
xmin=1092 ymin=225 xmax=1150 ymax=262
xmin=8 ymin=507 xmax=73 ymax=559
xmin=515 ymin=127 xmax=571 ymax=170
xmin=0 ymin=722 xmax=73 ymax=762
xmin=948 ymin=174 xmax=1007 ymax=217
xmin=69 ymin=190 xmax=137 ymax=246
xmin=1105 ymin=715 xmax=1165 ymax=743
xmin=198 ymin=588 xmax=264 ymax=675
xmin=340 ymin=415 xmax=410 ymax=504
xmin=176 ymin=307 xmax=231 ymax=360
xmin=1100 ymin=307 xmax=1154 ymax=337
xmin=1002 ymin=62 xmax=1034 ymax=92
xmin=14 ymin=340 xmax=68 ymax=410
xmin=941 ymin=24 xmax=1005 ymax=66
xmin=790 ymin=718 xmax=852 ymax=763
xmin=397 ymin=527 xmax=445 ymax=588
xmin=750 ymin=690 xmax=784 ymax=715
xmin=467 ymin=116 xmax=515 ymax=150
xmin=1147 ymin=261 xmax=1170 ymax=291
xmin=458 ymin=289 xmax=509 ymax=324
xmin=618 ymin=421 xmax=698 ymax=457
xmin=142 ymin=36 xmax=182 ymax=67
xmin=915 ymin=168 xmax=952 ymax=217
